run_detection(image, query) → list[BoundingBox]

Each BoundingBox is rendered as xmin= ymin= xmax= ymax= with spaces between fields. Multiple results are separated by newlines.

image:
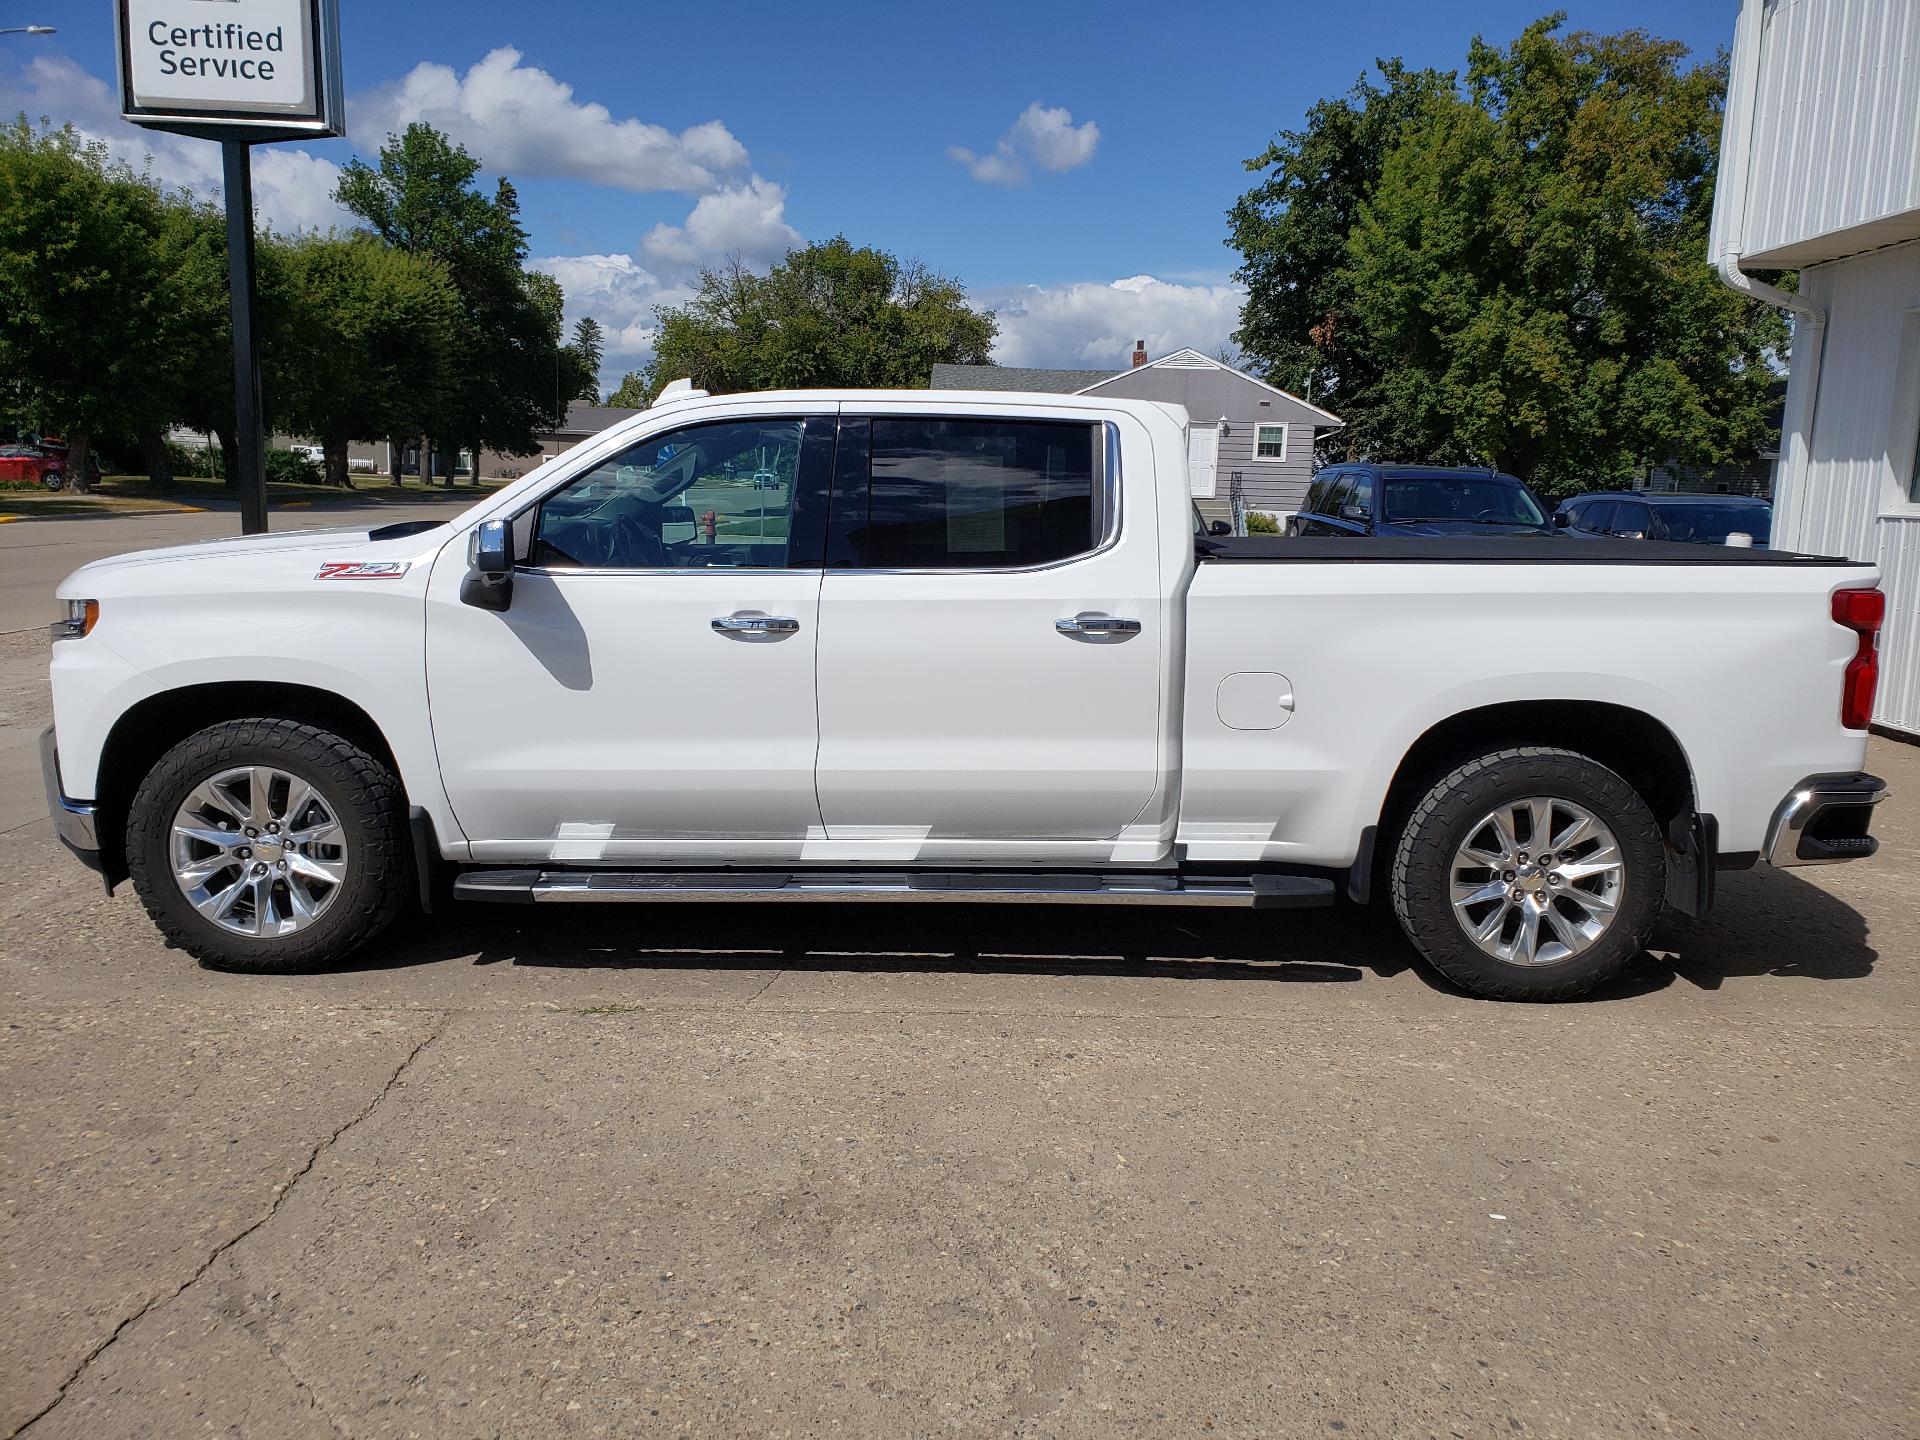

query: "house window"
xmin=1253 ymin=423 xmax=1287 ymax=461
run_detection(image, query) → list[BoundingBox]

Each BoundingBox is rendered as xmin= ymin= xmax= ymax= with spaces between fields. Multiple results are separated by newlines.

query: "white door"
xmin=1187 ymin=423 xmax=1219 ymax=499
xmin=812 ymin=411 xmax=1164 ymax=857
xmin=426 ymin=411 xmax=835 ymax=862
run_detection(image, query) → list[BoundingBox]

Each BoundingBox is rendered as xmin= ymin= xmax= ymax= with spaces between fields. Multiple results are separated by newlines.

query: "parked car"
xmin=0 ymin=439 xmax=97 ymax=491
xmin=43 ymin=389 xmax=1888 ymax=1001
xmin=1554 ymin=492 xmax=1772 ymax=547
xmin=290 ymin=444 xmax=326 ymax=465
xmin=1290 ymin=465 xmax=1558 ymax=537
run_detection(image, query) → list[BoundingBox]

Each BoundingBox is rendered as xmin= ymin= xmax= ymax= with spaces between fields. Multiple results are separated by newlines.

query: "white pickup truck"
xmin=43 ymin=387 xmax=1891 ymax=999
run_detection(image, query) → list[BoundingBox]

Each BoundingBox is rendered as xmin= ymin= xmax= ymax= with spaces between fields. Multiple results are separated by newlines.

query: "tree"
xmin=570 ymin=317 xmax=604 ymax=403
xmin=1228 ymin=15 xmax=1786 ymax=490
xmin=0 ymin=121 xmax=197 ymax=492
xmin=607 ymin=371 xmax=648 ymax=409
xmin=266 ymin=234 xmax=460 ymax=486
xmin=1227 ymin=59 xmax=1454 ymax=417
xmin=337 ymin=125 xmax=573 ymax=482
xmin=632 ymin=238 xmax=997 ymax=404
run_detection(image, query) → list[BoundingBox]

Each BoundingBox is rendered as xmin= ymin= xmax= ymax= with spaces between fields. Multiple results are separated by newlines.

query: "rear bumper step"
xmin=453 ymin=869 xmax=1336 ymax=908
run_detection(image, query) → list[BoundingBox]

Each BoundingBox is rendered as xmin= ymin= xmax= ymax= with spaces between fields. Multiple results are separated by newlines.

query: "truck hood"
xmin=57 ymin=520 xmax=455 ymax=591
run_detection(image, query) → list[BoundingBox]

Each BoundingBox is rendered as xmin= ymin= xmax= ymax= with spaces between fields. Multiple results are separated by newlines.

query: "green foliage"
xmin=607 ymin=371 xmax=648 ymax=408
xmin=264 ymin=447 xmax=321 ymax=485
xmin=635 ymin=238 xmax=997 ymax=404
xmin=1245 ymin=510 xmax=1281 ymax=534
xmin=166 ymin=439 xmax=223 ymax=478
xmin=571 ymin=317 xmax=605 ymax=403
xmin=266 ymin=233 xmax=459 ymax=482
xmin=0 ymin=120 xmax=194 ymax=490
xmin=1228 ymin=15 xmax=1787 ymax=490
xmin=337 ymin=125 xmax=573 ymax=460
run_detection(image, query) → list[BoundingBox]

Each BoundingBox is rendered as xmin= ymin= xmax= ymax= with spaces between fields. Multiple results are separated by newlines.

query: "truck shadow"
xmin=354 ymin=866 xmax=1875 ymax=1001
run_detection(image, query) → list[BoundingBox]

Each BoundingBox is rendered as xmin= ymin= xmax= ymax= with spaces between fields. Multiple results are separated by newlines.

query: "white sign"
xmin=117 ymin=0 xmax=343 ymax=137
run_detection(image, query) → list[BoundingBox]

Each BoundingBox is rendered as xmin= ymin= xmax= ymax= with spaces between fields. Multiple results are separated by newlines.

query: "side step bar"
xmin=453 ymin=869 xmax=1336 ymax=909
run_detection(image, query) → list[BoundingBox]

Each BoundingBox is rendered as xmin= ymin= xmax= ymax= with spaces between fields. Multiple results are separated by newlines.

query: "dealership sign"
xmin=116 ymin=0 xmax=344 ymax=137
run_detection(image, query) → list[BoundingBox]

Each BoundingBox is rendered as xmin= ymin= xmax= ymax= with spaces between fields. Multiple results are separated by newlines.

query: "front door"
xmin=1187 ymin=423 xmax=1219 ymax=500
xmin=811 ymin=410 xmax=1166 ymax=859
xmin=426 ymin=409 xmax=836 ymax=862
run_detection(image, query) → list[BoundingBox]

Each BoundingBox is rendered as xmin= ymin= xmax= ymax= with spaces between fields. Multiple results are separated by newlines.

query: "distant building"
xmin=935 ymin=343 xmax=1343 ymax=530
xmin=1712 ymin=0 xmax=1919 ymax=735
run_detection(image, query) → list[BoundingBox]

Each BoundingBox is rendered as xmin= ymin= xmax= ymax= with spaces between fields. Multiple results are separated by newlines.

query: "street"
xmin=1 ymin=510 xmax=1916 ymax=1438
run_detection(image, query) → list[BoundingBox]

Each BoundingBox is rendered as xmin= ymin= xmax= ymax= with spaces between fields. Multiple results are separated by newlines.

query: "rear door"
xmin=812 ymin=409 xmax=1164 ymax=855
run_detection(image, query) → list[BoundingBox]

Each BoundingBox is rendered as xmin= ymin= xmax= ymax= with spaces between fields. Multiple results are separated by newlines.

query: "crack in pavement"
xmin=9 ymin=1009 xmax=453 ymax=1438
xmin=742 ymin=969 xmax=784 ymax=1006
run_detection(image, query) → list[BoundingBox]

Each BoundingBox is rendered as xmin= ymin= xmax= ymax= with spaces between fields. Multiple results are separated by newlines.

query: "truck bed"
xmin=1198 ymin=536 xmax=1868 ymax=567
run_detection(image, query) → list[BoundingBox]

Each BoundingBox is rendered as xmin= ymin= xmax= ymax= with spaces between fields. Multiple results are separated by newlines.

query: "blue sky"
xmin=2 ymin=0 xmax=1743 ymax=388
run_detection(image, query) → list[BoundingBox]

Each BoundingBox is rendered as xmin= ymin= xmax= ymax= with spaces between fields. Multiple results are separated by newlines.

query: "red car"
xmin=0 ymin=440 xmax=98 ymax=491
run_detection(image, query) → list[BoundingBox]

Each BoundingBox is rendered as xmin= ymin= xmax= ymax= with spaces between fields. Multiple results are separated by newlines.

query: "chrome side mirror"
xmin=461 ymin=518 xmax=514 ymax=611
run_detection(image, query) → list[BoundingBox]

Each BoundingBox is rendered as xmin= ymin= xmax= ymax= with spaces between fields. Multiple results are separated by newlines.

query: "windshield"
xmin=1382 ymin=475 xmax=1546 ymax=526
xmin=1655 ymin=502 xmax=1771 ymax=544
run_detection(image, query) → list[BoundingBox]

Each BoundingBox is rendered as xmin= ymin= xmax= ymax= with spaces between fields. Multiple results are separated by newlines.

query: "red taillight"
xmin=1831 ymin=586 xmax=1884 ymax=730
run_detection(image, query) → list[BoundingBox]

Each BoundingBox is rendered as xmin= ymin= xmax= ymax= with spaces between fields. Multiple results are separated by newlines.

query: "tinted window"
xmin=1303 ymin=471 xmax=1336 ymax=515
xmin=1380 ymin=474 xmax=1546 ymax=526
xmin=1653 ymin=502 xmax=1771 ymax=543
xmin=1324 ymin=473 xmax=1356 ymax=517
xmin=1346 ymin=472 xmax=1376 ymax=519
xmin=1573 ymin=500 xmax=1615 ymax=533
xmin=1610 ymin=502 xmax=1653 ymax=537
xmin=846 ymin=418 xmax=1097 ymax=569
xmin=534 ymin=419 xmax=805 ymax=569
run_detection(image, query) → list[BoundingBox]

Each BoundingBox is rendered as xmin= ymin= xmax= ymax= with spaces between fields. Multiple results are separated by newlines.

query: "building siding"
xmin=1771 ymin=240 xmax=1920 ymax=734
xmin=1078 ymin=366 xmax=1332 ymax=518
xmin=1719 ymin=0 xmax=1920 ymax=266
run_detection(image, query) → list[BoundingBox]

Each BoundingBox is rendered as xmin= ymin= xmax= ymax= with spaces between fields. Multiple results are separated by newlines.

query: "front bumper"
xmin=39 ymin=727 xmax=104 ymax=875
xmin=1764 ymin=772 xmax=1888 ymax=867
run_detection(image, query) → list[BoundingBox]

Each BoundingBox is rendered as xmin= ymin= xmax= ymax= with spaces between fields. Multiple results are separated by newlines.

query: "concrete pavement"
xmin=0 ymin=520 xmax=1914 ymax=1435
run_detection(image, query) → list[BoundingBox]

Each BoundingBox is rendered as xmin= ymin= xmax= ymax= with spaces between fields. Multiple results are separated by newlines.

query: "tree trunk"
xmin=67 ymin=432 xmax=94 ymax=495
xmin=218 ymin=430 xmax=240 ymax=489
xmin=140 ymin=429 xmax=177 ymax=493
xmin=324 ymin=433 xmax=351 ymax=489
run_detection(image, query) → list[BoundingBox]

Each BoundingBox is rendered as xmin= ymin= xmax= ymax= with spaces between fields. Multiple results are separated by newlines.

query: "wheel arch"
xmin=1366 ymin=700 xmax=1699 ymax=902
xmin=93 ymin=682 xmax=406 ymax=886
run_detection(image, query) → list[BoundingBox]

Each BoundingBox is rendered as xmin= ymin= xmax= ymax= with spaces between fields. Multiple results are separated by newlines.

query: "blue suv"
xmin=1290 ymin=465 xmax=1558 ymax=538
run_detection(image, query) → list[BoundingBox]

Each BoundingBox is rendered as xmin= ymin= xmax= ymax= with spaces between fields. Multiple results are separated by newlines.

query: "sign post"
xmin=115 ymin=0 xmax=344 ymax=534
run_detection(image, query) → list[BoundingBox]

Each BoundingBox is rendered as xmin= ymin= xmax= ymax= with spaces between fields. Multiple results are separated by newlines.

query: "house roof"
xmin=1075 ymin=348 xmax=1343 ymax=427
xmin=930 ymin=363 xmax=1115 ymax=393
xmin=932 ymin=349 xmax=1341 ymax=427
xmin=551 ymin=403 xmax=642 ymax=437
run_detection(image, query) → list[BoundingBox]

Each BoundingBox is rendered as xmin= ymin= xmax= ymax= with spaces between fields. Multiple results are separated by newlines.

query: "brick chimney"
xmin=1131 ymin=340 xmax=1149 ymax=368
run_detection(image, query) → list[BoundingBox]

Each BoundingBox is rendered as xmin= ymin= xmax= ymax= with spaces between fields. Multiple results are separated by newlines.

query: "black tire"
xmin=1390 ymin=746 xmax=1664 ymax=1001
xmin=41 ymin=470 xmax=64 ymax=492
xmin=126 ymin=719 xmax=413 ymax=973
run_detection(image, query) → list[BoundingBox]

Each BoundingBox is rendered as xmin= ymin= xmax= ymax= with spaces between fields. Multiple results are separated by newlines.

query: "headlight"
xmin=51 ymin=599 xmax=99 ymax=640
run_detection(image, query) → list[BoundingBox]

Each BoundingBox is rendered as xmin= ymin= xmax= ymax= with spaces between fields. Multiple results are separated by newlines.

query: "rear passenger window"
xmin=846 ymin=418 xmax=1098 ymax=569
xmin=1575 ymin=501 xmax=1615 ymax=534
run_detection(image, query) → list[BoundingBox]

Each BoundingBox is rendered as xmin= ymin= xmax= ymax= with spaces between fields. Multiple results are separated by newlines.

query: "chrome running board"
xmin=453 ymin=869 xmax=1336 ymax=908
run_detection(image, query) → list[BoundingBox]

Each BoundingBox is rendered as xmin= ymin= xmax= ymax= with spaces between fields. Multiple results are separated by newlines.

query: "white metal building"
xmin=1712 ymin=0 xmax=1920 ymax=736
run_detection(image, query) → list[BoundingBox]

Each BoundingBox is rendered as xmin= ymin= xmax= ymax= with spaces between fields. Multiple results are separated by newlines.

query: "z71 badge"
xmin=315 ymin=561 xmax=411 ymax=580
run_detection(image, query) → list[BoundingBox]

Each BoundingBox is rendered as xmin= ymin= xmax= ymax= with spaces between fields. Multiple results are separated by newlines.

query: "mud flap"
xmin=1664 ymin=811 xmax=1716 ymax=918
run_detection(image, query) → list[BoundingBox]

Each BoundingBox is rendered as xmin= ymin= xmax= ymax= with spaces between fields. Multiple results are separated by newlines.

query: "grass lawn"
xmin=0 ymin=472 xmax=509 ymax=521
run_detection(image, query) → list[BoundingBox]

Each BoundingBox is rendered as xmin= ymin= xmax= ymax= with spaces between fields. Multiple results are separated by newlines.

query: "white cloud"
xmin=951 ymin=102 xmax=1099 ymax=186
xmin=641 ymin=176 xmax=802 ymax=269
xmin=8 ymin=53 xmax=350 ymax=232
xmin=982 ymin=274 xmax=1247 ymax=369
xmin=529 ymin=252 xmax=688 ymax=390
xmin=353 ymin=47 xmax=748 ymax=194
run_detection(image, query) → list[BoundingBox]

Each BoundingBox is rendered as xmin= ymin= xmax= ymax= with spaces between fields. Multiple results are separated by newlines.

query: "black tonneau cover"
xmin=1198 ymin=536 xmax=1865 ymax=567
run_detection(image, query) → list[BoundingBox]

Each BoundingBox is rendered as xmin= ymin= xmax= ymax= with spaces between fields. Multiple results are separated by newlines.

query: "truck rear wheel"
xmin=126 ymin=719 xmax=412 ymax=973
xmin=1390 ymin=746 xmax=1664 ymax=1001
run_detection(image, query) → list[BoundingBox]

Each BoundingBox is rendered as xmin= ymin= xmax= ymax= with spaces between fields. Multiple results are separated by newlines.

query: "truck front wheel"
xmin=126 ymin=719 xmax=413 ymax=973
xmin=1389 ymin=746 xmax=1665 ymax=1001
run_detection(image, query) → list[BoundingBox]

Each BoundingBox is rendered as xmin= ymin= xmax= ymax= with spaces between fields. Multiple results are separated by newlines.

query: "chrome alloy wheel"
xmin=170 ymin=766 xmax=348 ymax=937
xmin=1448 ymin=797 xmax=1625 ymax=966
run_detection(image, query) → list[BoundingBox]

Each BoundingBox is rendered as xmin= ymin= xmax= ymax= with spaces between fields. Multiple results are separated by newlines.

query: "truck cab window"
xmin=841 ymin=418 xmax=1098 ymax=569
xmin=533 ymin=419 xmax=804 ymax=570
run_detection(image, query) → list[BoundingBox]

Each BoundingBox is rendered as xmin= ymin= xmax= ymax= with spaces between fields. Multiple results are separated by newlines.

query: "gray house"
xmin=933 ymin=344 xmax=1343 ymax=528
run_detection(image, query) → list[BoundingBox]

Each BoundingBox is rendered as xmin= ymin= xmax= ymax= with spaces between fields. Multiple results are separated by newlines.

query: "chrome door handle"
xmin=712 ymin=614 xmax=800 ymax=635
xmin=1055 ymin=614 xmax=1142 ymax=637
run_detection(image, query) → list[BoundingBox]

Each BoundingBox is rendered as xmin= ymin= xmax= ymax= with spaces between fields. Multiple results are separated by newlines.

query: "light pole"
xmin=0 ymin=25 xmax=58 ymax=35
